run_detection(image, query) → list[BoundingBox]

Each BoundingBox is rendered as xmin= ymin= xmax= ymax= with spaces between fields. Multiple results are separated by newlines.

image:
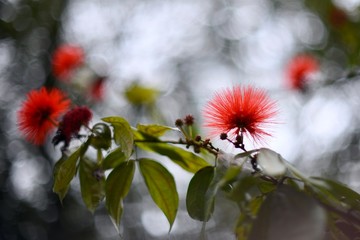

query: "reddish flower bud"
xmin=175 ymin=119 xmax=184 ymax=127
xmin=52 ymin=106 xmax=92 ymax=149
xmin=184 ymin=114 xmax=195 ymax=126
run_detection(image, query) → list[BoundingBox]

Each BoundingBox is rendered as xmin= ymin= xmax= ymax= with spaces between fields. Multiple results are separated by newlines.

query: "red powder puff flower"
xmin=52 ymin=44 xmax=84 ymax=81
xmin=17 ymin=87 xmax=71 ymax=145
xmin=203 ymin=85 xmax=278 ymax=144
xmin=52 ymin=106 xmax=92 ymax=149
xmin=286 ymin=54 xmax=319 ymax=91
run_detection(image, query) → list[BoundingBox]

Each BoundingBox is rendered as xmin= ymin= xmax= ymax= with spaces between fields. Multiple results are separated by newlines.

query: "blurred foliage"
xmin=305 ymin=0 xmax=360 ymax=66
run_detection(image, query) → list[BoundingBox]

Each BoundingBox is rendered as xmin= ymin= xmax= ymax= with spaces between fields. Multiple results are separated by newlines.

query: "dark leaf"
xmin=248 ymin=185 xmax=327 ymax=240
xmin=186 ymin=166 xmax=215 ymax=221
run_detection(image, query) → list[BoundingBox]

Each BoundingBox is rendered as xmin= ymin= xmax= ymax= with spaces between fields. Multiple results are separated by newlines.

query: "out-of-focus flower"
xmin=286 ymin=54 xmax=319 ymax=91
xmin=52 ymin=106 xmax=92 ymax=149
xmin=203 ymin=85 xmax=278 ymax=143
xmin=17 ymin=87 xmax=71 ymax=145
xmin=124 ymin=83 xmax=160 ymax=106
xmin=89 ymin=77 xmax=105 ymax=101
xmin=52 ymin=44 xmax=84 ymax=81
xmin=329 ymin=6 xmax=348 ymax=28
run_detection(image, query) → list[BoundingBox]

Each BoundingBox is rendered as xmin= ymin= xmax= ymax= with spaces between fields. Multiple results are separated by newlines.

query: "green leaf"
xmin=136 ymin=124 xmax=176 ymax=138
xmin=248 ymin=185 xmax=327 ymax=240
xmin=217 ymin=165 xmax=242 ymax=187
xmin=235 ymin=196 xmax=264 ymax=240
xmin=53 ymin=148 xmax=81 ymax=202
xmin=79 ymin=158 xmax=105 ymax=212
xmin=105 ymin=160 xmax=135 ymax=226
xmin=257 ymin=181 xmax=277 ymax=194
xmin=229 ymin=176 xmax=260 ymax=203
xmin=89 ymin=123 xmax=112 ymax=150
xmin=102 ymin=147 xmax=128 ymax=170
xmin=102 ymin=116 xmax=134 ymax=158
xmin=309 ymin=177 xmax=360 ymax=211
xmin=186 ymin=166 xmax=215 ymax=221
xmin=139 ymin=158 xmax=179 ymax=230
xmin=135 ymin=142 xmax=209 ymax=173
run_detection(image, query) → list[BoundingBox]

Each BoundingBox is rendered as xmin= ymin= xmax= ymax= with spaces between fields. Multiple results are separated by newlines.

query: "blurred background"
xmin=1 ymin=0 xmax=360 ymax=239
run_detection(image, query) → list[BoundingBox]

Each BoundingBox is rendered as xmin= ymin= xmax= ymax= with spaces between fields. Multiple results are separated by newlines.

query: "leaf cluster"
xmin=52 ymin=116 xmax=360 ymax=239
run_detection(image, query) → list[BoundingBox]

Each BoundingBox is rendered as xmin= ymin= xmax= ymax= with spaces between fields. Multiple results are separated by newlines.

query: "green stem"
xmin=97 ymin=149 xmax=103 ymax=165
xmin=134 ymin=138 xmax=219 ymax=156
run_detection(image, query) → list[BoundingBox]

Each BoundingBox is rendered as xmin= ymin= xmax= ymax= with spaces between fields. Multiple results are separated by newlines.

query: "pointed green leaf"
xmin=105 ymin=160 xmax=135 ymax=226
xmin=136 ymin=124 xmax=176 ymax=138
xmin=53 ymin=148 xmax=81 ymax=202
xmin=102 ymin=147 xmax=128 ymax=170
xmin=248 ymin=185 xmax=327 ymax=240
xmin=139 ymin=158 xmax=179 ymax=230
xmin=309 ymin=177 xmax=360 ymax=211
xmin=186 ymin=166 xmax=215 ymax=221
xmin=102 ymin=116 xmax=134 ymax=158
xmin=79 ymin=158 xmax=105 ymax=213
xmin=135 ymin=142 xmax=209 ymax=173
xmin=90 ymin=123 xmax=112 ymax=150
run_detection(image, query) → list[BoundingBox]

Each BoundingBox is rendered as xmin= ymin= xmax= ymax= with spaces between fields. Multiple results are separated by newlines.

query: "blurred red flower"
xmin=329 ymin=6 xmax=348 ymax=28
xmin=203 ymin=85 xmax=278 ymax=143
xmin=52 ymin=106 xmax=92 ymax=148
xmin=286 ymin=54 xmax=319 ymax=90
xmin=17 ymin=87 xmax=71 ymax=145
xmin=89 ymin=77 xmax=105 ymax=101
xmin=52 ymin=44 xmax=84 ymax=81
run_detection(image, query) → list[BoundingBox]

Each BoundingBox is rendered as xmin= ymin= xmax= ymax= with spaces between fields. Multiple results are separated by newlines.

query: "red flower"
xmin=17 ymin=87 xmax=71 ymax=145
xmin=52 ymin=44 xmax=84 ymax=81
xmin=286 ymin=54 xmax=319 ymax=90
xmin=329 ymin=6 xmax=348 ymax=28
xmin=89 ymin=77 xmax=105 ymax=101
xmin=203 ymin=85 xmax=278 ymax=143
xmin=52 ymin=106 xmax=92 ymax=149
